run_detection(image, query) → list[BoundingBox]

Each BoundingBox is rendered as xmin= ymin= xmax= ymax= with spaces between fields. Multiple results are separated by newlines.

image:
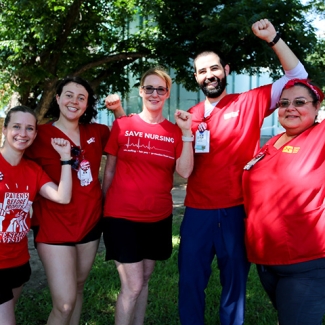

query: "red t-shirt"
xmin=185 ymin=85 xmax=272 ymax=209
xmin=104 ymin=115 xmax=183 ymax=222
xmin=0 ymin=154 xmax=51 ymax=269
xmin=243 ymin=121 xmax=325 ymax=265
xmin=25 ymin=123 xmax=110 ymax=243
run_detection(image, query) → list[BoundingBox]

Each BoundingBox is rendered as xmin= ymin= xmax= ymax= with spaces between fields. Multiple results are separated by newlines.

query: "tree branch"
xmin=44 ymin=0 xmax=84 ymax=74
xmin=71 ymin=52 xmax=149 ymax=76
xmin=90 ymin=57 xmax=142 ymax=89
xmin=34 ymin=78 xmax=59 ymax=122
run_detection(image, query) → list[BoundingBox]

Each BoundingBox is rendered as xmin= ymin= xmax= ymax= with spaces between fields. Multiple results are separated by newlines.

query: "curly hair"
xmin=47 ymin=76 xmax=98 ymax=124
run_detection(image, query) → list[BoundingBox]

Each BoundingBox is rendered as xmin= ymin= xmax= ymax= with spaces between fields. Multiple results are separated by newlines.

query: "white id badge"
xmin=195 ymin=130 xmax=210 ymax=153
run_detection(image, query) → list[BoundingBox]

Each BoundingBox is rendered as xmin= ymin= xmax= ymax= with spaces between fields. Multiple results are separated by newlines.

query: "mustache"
xmin=204 ymin=77 xmax=220 ymax=84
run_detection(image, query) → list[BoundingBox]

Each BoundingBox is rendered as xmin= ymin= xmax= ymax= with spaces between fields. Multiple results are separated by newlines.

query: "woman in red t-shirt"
xmin=102 ymin=67 xmax=194 ymax=325
xmin=25 ymin=76 xmax=125 ymax=325
xmin=0 ymin=105 xmax=72 ymax=325
xmin=243 ymin=79 xmax=325 ymax=325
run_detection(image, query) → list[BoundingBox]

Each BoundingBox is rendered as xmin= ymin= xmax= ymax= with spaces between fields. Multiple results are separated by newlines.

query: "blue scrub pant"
xmin=178 ymin=206 xmax=250 ymax=325
xmin=257 ymin=258 xmax=325 ymax=325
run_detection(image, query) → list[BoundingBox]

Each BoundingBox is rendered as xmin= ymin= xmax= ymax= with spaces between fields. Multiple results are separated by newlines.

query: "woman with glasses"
xmin=243 ymin=79 xmax=325 ymax=325
xmin=0 ymin=105 xmax=72 ymax=325
xmin=102 ymin=66 xmax=193 ymax=325
xmin=25 ymin=76 xmax=125 ymax=325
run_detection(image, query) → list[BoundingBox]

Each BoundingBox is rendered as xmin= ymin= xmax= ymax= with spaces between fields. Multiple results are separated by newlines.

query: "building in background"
xmin=97 ymin=68 xmax=284 ymax=146
xmin=97 ymin=14 xmax=285 ymax=144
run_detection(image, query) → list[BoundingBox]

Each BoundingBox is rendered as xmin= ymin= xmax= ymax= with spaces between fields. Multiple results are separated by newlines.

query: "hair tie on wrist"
xmin=61 ymin=159 xmax=73 ymax=166
xmin=268 ymin=32 xmax=281 ymax=47
xmin=182 ymin=135 xmax=194 ymax=142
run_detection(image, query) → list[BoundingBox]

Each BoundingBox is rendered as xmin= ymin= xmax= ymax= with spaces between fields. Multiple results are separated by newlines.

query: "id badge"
xmin=77 ymin=159 xmax=93 ymax=186
xmin=243 ymin=152 xmax=265 ymax=170
xmin=195 ymin=130 xmax=210 ymax=153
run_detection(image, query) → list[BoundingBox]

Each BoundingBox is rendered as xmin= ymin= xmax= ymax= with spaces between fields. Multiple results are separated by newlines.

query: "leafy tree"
xmin=303 ymin=0 xmax=325 ymax=88
xmin=309 ymin=0 xmax=325 ymax=17
xmin=0 ymin=0 xmax=152 ymax=120
xmin=306 ymin=38 xmax=325 ymax=87
xmin=0 ymin=0 xmax=324 ymax=120
xmin=146 ymin=0 xmax=323 ymax=90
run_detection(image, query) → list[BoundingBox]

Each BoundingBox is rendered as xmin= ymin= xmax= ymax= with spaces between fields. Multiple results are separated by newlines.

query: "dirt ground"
xmin=25 ymin=174 xmax=187 ymax=291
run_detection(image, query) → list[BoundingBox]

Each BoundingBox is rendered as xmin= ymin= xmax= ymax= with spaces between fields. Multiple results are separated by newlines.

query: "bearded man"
xmin=178 ymin=18 xmax=308 ymax=325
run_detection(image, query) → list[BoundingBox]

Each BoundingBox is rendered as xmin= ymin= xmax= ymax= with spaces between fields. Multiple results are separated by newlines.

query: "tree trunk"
xmin=34 ymin=78 xmax=58 ymax=123
xmin=6 ymin=92 xmax=21 ymax=112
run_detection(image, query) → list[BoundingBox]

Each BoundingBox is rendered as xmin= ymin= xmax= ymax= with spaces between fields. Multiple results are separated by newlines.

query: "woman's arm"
xmin=175 ymin=110 xmax=194 ymax=179
xmin=39 ymin=138 xmax=72 ymax=204
xmin=102 ymin=154 xmax=117 ymax=198
xmin=105 ymin=94 xmax=126 ymax=118
xmin=251 ymin=19 xmax=308 ymax=109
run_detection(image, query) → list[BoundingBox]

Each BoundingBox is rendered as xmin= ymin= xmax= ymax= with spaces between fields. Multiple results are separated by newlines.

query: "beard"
xmin=199 ymin=75 xmax=227 ymax=98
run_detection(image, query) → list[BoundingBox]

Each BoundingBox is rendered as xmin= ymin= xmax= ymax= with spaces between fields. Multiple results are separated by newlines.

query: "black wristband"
xmin=61 ymin=159 xmax=73 ymax=166
xmin=268 ymin=32 xmax=281 ymax=47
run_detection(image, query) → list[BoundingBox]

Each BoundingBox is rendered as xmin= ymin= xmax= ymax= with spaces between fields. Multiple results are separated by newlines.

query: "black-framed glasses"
xmin=141 ymin=86 xmax=168 ymax=95
xmin=71 ymin=146 xmax=84 ymax=171
xmin=277 ymin=98 xmax=314 ymax=108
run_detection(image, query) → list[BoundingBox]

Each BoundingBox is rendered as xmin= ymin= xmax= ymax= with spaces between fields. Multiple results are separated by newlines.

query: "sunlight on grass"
xmin=172 ymin=235 xmax=180 ymax=246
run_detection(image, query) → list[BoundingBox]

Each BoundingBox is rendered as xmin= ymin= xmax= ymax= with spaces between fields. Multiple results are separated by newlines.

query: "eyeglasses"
xmin=277 ymin=98 xmax=314 ymax=108
xmin=71 ymin=146 xmax=84 ymax=171
xmin=141 ymin=86 xmax=168 ymax=95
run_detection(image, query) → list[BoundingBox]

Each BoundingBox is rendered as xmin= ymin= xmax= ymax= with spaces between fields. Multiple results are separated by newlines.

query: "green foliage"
xmin=146 ymin=0 xmax=322 ymax=91
xmin=0 ymin=0 xmax=152 ymax=118
xmin=0 ymin=80 xmax=13 ymax=109
xmin=0 ymin=0 xmax=324 ymax=118
xmin=308 ymin=0 xmax=325 ymax=18
xmin=307 ymin=38 xmax=325 ymax=89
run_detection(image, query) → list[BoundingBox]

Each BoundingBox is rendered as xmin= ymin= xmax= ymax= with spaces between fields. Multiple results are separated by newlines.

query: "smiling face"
xmin=278 ymin=85 xmax=320 ymax=136
xmin=194 ymin=53 xmax=229 ymax=99
xmin=56 ymin=82 xmax=89 ymax=122
xmin=139 ymin=74 xmax=170 ymax=113
xmin=3 ymin=111 xmax=37 ymax=152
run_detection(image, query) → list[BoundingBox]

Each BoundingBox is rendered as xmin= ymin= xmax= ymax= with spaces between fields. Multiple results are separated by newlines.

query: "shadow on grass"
xmin=16 ymin=211 xmax=325 ymax=324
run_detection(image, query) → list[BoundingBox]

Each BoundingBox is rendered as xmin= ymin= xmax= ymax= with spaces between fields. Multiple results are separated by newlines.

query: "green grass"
xmin=16 ymin=211 xmax=325 ymax=324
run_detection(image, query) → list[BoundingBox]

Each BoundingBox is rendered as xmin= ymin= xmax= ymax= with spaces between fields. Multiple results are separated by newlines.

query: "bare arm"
xmin=102 ymin=154 xmax=117 ymax=198
xmin=175 ymin=110 xmax=194 ymax=179
xmin=252 ymin=19 xmax=299 ymax=71
xmin=105 ymin=94 xmax=126 ymax=118
xmin=39 ymin=138 xmax=72 ymax=204
xmin=252 ymin=19 xmax=308 ymax=108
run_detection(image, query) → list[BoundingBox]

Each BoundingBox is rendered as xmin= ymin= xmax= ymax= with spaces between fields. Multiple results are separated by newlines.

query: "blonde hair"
xmin=140 ymin=66 xmax=172 ymax=91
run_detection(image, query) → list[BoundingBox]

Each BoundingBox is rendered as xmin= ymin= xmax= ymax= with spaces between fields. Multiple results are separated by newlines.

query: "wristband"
xmin=268 ymin=32 xmax=281 ymax=47
xmin=61 ymin=159 xmax=73 ymax=166
xmin=182 ymin=135 xmax=194 ymax=142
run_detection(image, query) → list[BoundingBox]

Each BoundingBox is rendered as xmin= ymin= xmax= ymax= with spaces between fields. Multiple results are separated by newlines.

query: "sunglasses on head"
xmin=277 ymin=98 xmax=315 ymax=109
xmin=71 ymin=146 xmax=81 ymax=156
xmin=141 ymin=86 xmax=168 ymax=95
xmin=70 ymin=146 xmax=83 ymax=171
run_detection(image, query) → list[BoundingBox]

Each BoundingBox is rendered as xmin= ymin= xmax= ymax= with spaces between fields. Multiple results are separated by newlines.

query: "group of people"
xmin=0 ymin=17 xmax=324 ymax=325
